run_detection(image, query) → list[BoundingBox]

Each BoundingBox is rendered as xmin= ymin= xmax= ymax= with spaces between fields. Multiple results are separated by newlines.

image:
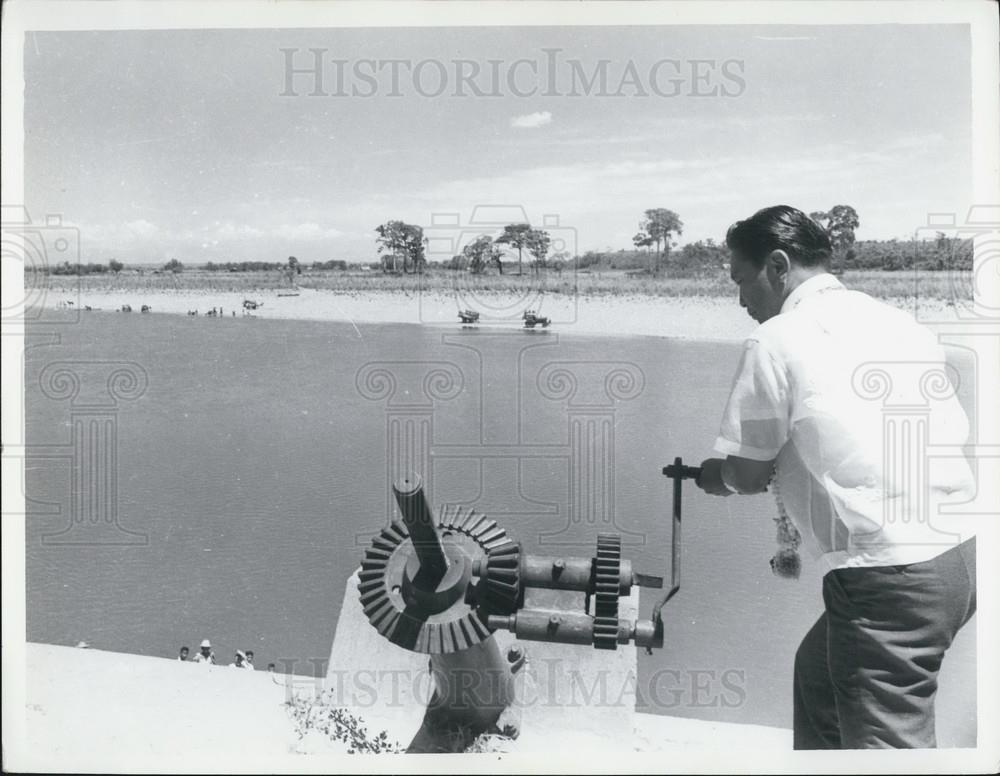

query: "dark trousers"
xmin=793 ymin=538 xmax=976 ymax=749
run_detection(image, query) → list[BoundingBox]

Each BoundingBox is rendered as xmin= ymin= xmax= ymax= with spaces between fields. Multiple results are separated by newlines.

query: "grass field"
xmin=31 ymin=267 xmax=973 ymax=302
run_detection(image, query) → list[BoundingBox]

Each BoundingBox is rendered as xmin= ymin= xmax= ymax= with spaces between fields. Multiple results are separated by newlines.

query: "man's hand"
xmin=696 ymin=455 xmax=776 ymax=496
xmin=696 ymin=458 xmax=733 ymax=496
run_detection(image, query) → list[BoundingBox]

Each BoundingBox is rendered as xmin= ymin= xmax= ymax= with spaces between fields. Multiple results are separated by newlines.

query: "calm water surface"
xmin=24 ymin=312 xmax=975 ymax=739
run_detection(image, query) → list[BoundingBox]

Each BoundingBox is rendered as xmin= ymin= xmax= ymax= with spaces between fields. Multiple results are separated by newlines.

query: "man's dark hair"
xmin=726 ymin=205 xmax=832 ymax=268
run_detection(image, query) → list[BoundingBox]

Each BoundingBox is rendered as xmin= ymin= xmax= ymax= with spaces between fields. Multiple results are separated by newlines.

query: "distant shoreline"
xmin=29 ymin=266 xmax=972 ymax=301
xmin=30 ymin=281 xmax=967 ymax=342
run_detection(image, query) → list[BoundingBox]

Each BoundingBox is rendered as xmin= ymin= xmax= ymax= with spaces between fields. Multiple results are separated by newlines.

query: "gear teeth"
xmin=438 ymin=504 xmax=456 ymax=529
xmin=359 ymin=587 xmax=385 ymax=607
xmin=371 ymin=535 xmax=397 ymax=552
xmin=383 ymin=521 xmax=408 ymax=543
xmin=443 ymin=621 xmax=458 ymax=654
xmin=483 ymin=541 xmax=522 ymax=615
xmin=357 ymin=504 xmax=508 ymax=654
xmin=414 ymin=623 xmax=429 ymax=653
xmin=593 ymin=616 xmax=620 ymax=650
xmin=471 ymin=614 xmax=491 ymax=638
xmin=464 ymin=512 xmax=488 ymax=536
xmin=364 ymin=597 xmax=394 ymax=624
xmin=451 ymin=506 xmax=473 ymax=531
xmin=380 ymin=612 xmax=401 ymax=640
xmin=479 ymin=525 xmax=505 ymax=544
xmin=593 ymin=534 xmax=622 ymax=650
xmin=457 ymin=617 xmax=474 ymax=649
xmin=489 ymin=542 xmax=518 ymax=559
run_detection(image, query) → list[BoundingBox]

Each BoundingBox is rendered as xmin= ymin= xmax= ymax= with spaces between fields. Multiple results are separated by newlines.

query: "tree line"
xmin=583 ymin=204 xmax=971 ymax=274
xmin=40 ymin=205 xmax=973 ymax=276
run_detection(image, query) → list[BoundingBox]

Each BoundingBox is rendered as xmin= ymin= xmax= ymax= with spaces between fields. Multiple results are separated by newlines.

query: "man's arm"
xmin=697 ymin=455 xmax=774 ymax=496
xmin=700 ymin=337 xmax=788 ymax=497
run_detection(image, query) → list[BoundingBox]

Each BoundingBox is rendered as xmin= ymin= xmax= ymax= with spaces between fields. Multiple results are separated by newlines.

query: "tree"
xmin=375 ymin=220 xmax=426 ymax=274
xmin=283 ymin=255 xmax=301 ymax=285
xmin=405 ymin=225 xmax=427 ymax=275
xmin=810 ymin=205 xmax=860 ymax=253
xmin=632 ymin=232 xmax=654 ymax=252
xmin=636 ymin=209 xmax=683 ymax=275
xmin=163 ymin=258 xmax=183 ymax=273
xmin=375 ymin=221 xmax=407 ymax=273
xmin=526 ymin=229 xmax=551 ymax=274
xmin=549 ymin=249 xmax=571 ymax=276
xmin=495 ymin=224 xmax=552 ymax=275
xmin=462 ymin=235 xmax=495 ymax=274
xmin=108 ymin=259 xmax=124 ymax=274
xmin=495 ymin=223 xmax=533 ymax=275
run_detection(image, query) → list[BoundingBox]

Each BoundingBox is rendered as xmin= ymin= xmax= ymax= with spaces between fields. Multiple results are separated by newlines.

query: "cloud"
xmin=510 ymin=111 xmax=553 ymax=129
xmin=402 ymin=129 xmax=959 ymax=249
xmin=271 ymin=222 xmax=343 ymax=241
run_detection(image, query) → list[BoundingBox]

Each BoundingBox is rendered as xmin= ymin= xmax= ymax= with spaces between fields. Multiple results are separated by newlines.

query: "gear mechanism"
xmin=482 ymin=540 xmax=522 ymax=615
xmin=592 ymin=533 xmax=622 ymax=650
xmin=357 ymin=505 xmax=509 ymax=654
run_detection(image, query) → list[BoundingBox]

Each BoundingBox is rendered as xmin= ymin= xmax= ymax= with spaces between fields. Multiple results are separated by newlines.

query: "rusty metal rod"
xmin=392 ymin=474 xmax=449 ymax=582
xmin=649 ymin=458 xmax=701 ymax=643
xmin=488 ymin=610 xmax=596 ymax=645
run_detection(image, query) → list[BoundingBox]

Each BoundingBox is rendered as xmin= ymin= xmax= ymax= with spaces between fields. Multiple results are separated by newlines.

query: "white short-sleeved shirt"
xmin=715 ymin=273 xmax=976 ymax=570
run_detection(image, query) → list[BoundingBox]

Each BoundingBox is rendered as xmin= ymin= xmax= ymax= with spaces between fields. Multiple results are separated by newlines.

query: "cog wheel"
xmin=482 ymin=540 xmax=522 ymax=614
xmin=357 ymin=505 xmax=509 ymax=655
xmin=592 ymin=533 xmax=622 ymax=650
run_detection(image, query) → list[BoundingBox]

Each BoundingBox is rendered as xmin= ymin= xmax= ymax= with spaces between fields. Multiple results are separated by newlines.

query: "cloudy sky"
xmin=24 ymin=25 xmax=971 ymax=264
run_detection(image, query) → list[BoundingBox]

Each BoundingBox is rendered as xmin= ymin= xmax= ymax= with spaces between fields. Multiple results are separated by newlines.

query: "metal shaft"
xmin=650 ymin=458 xmax=700 ymax=638
xmin=669 ymin=459 xmax=683 ymax=600
xmin=392 ymin=475 xmax=449 ymax=582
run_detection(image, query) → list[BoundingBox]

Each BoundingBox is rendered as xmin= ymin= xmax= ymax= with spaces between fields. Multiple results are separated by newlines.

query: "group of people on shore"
xmin=177 ymin=639 xmax=274 ymax=671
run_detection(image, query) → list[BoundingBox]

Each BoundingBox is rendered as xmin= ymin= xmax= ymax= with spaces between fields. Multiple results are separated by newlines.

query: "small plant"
xmin=286 ymin=693 xmax=403 ymax=754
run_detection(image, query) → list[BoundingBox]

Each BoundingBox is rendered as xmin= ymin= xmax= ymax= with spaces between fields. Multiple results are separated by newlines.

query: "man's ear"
xmin=765 ymin=249 xmax=790 ymax=281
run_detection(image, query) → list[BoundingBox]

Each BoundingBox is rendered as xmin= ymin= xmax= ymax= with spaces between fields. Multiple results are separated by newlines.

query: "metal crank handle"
xmin=646 ymin=458 xmax=702 ymax=654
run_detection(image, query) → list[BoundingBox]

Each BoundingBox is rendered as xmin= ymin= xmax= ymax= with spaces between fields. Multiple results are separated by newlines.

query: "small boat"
xmin=458 ymin=309 xmax=480 ymax=324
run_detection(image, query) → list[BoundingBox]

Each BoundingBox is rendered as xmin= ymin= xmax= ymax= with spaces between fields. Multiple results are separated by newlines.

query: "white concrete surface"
xmin=15 ymin=588 xmax=793 ymax=770
xmin=21 ymin=643 xmax=305 ymax=770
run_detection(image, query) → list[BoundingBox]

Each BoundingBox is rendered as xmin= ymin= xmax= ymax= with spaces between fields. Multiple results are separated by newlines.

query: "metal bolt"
xmin=553 ymin=559 xmax=565 ymax=573
xmin=507 ymin=646 xmax=523 ymax=664
xmin=548 ymin=615 xmax=560 ymax=628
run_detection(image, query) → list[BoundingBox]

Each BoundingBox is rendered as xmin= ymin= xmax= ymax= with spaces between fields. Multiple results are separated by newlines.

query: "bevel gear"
xmin=357 ymin=505 xmax=509 ymax=654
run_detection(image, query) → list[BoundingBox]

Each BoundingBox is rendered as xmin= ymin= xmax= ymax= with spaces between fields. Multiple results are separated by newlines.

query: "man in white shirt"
xmin=192 ymin=638 xmax=216 ymax=665
xmin=696 ymin=205 xmax=976 ymax=749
